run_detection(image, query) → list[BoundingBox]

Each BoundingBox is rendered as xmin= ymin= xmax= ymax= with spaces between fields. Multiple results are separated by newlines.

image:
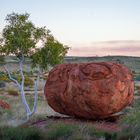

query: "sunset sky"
xmin=0 ymin=0 xmax=140 ymax=56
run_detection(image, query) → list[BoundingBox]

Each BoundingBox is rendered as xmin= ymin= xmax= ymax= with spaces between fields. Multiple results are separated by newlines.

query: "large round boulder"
xmin=44 ymin=62 xmax=134 ymax=119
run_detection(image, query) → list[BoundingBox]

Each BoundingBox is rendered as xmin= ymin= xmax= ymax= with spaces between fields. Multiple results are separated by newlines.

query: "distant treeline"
xmin=1 ymin=55 xmax=140 ymax=72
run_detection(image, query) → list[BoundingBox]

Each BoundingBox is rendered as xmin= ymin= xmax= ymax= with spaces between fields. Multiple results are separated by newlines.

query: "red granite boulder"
xmin=44 ymin=62 xmax=134 ymax=119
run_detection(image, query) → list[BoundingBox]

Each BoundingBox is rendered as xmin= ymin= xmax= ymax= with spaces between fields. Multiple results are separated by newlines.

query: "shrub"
xmin=7 ymin=89 xmax=19 ymax=96
xmin=77 ymin=124 xmax=117 ymax=140
xmin=118 ymin=100 xmax=140 ymax=139
xmin=46 ymin=122 xmax=77 ymax=140
xmin=0 ymin=71 xmax=5 ymax=76
xmin=0 ymin=81 xmax=6 ymax=88
xmin=24 ymin=77 xmax=34 ymax=87
xmin=135 ymin=85 xmax=140 ymax=91
xmin=0 ymin=75 xmax=10 ymax=82
xmin=69 ymin=132 xmax=85 ymax=140
xmin=0 ymin=126 xmax=44 ymax=140
xmin=135 ymin=75 xmax=140 ymax=81
xmin=0 ymin=72 xmax=34 ymax=87
xmin=45 ymin=121 xmax=117 ymax=140
xmin=17 ymin=76 xmax=34 ymax=87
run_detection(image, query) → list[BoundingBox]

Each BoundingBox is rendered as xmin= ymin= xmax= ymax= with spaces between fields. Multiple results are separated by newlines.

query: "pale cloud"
xmin=67 ymin=40 xmax=140 ymax=56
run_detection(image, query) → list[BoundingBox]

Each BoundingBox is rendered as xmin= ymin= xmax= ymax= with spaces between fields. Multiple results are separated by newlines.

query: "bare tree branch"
xmin=4 ymin=66 xmax=21 ymax=89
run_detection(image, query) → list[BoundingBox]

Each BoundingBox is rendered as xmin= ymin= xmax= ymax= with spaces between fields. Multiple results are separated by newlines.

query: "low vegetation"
xmin=44 ymin=122 xmax=118 ymax=140
xmin=0 ymin=81 xmax=6 ymax=88
xmin=1 ymin=99 xmax=140 ymax=140
xmin=117 ymin=101 xmax=140 ymax=139
xmin=135 ymin=75 xmax=140 ymax=81
xmin=6 ymin=89 xmax=19 ymax=96
xmin=0 ymin=73 xmax=140 ymax=140
xmin=0 ymin=115 xmax=138 ymax=140
xmin=17 ymin=76 xmax=34 ymax=87
xmin=0 ymin=126 xmax=44 ymax=140
xmin=46 ymin=122 xmax=77 ymax=140
xmin=0 ymin=122 xmax=117 ymax=140
xmin=0 ymin=73 xmax=34 ymax=87
xmin=0 ymin=75 xmax=10 ymax=82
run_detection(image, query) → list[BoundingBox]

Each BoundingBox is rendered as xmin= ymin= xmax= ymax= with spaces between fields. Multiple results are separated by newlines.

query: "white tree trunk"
xmin=29 ymin=74 xmax=39 ymax=117
xmin=4 ymin=56 xmax=39 ymax=120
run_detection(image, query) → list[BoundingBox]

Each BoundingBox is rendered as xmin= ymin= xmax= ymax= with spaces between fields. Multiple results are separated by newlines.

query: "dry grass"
xmin=6 ymin=89 xmax=19 ymax=96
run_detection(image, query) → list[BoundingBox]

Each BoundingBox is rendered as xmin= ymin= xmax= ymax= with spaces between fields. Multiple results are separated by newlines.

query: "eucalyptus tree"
xmin=0 ymin=12 xmax=69 ymax=120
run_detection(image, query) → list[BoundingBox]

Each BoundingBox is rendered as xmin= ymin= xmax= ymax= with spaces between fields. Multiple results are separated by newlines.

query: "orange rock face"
xmin=44 ymin=62 xmax=134 ymax=119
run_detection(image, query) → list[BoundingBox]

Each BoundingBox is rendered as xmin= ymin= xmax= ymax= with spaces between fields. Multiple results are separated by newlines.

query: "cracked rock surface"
xmin=45 ymin=62 xmax=134 ymax=119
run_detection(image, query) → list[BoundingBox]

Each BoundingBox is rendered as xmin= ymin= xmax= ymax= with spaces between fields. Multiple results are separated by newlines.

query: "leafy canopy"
xmin=0 ymin=12 xmax=69 ymax=70
xmin=32 ymin=34 xmax=69 ymax=70
xmin=0 ymin=12 xmax=46 ymax=58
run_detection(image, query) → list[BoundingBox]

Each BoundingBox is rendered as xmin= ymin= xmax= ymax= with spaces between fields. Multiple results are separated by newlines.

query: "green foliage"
xmin=0 ymin=120 xmax=118 ymax=140
xmin=118 ymin=101 xmax=140 ymax=139
xmin=0 ymin=12 xmax=69 ymax=71
xmin=24 ymin=77 xmax=34 ymax=87
xmin=0 ymin=12 xmax=68 ymax=70
xmin=46 ymin=122 xmax=77 ymax=140
xmin=0 ymin=126 xmax=43 ymax=140
xmin=0 ymin=72 xmax=34 ymax=87
xmin=32 ymin=34 xmax=69 ymax=70
xmin=84 ymin=125 xmax=116 ymax=140
xmin=0 ymin=12 xmax=46 ymax=58
xmin=0 ymin=74 xmax=10 ymax=82
xmin=0 ymin=71 xmax=5 ymax=76
xmin=0 ymin=12 xmax=69 ymax=119
xmin=44 ymin=122 xmax=117 ymax=140
xmin=17 ymin=76 xmax=34 ymax=87
xmin=135 ymin=75 xmax=140 ymax=81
